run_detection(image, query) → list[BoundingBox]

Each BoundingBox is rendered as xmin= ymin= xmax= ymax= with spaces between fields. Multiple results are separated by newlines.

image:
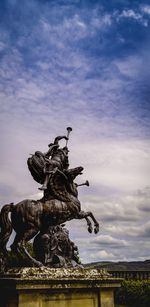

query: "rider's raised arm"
xmin=54 ymin=136 xmax=68 ymax=145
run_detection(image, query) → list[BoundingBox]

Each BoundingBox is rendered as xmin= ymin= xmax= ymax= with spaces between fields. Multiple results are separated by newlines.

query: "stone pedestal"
xmin=0 ymin=268 xmax=122 ymax=307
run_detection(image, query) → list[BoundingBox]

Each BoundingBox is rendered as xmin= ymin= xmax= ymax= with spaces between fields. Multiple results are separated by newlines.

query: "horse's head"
xmin=65 ymin=166 xmax=84 ymax=182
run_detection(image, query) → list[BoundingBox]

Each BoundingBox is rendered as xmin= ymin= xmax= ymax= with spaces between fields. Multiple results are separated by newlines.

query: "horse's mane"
xmin=48 ymin=171 xmax=71 ymax=202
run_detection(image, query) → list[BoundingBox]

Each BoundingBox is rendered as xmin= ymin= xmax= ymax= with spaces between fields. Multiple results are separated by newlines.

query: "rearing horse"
xmin=0 ymin=167 xmax=99 ymax=266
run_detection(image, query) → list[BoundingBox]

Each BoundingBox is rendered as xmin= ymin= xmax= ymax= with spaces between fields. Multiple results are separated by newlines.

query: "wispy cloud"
xmin=0 ymin=0 xmax=150 ymax=263
xmin=141 ymin=4 xmax=150 ymax=15
xmin=116 ymin=9 xmax=148 ymax=26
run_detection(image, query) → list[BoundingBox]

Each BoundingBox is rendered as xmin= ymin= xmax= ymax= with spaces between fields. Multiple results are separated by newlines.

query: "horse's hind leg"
xmin=21 ymin=228 xmax=38 ymax=246
xmin=11 ymin=229 xmax=43 ymax=267
xmin=10 ymin=233 xmax=23 ymax=254
xmin=21 ymin=228 xmax=43 ymax=267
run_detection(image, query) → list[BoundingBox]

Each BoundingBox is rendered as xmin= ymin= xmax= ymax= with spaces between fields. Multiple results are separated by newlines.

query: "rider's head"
xmin=48 ymin=144 xmax=59 ymax=156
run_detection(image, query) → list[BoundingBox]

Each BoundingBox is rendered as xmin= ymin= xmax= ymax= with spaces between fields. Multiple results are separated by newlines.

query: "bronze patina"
xmin=0 ymin=128 xmax=99 ymax=269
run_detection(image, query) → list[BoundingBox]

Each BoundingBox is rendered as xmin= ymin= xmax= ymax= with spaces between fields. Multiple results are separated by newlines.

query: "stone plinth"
xmin=0 ymin=267 xmax=122 ymax=307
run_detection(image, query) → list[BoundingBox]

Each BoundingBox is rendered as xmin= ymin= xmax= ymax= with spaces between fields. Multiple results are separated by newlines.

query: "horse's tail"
xmin=0 ymin=203 xmax=14 ymax=252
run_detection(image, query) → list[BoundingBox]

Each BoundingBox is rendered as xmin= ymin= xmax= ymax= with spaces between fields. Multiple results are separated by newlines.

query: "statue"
xmin=27 ymin=135 xmax=69 ymax=191
xmin=33 ymin=224 xmax=81 ymax=268
xmin=0 ymin=127 xmax=99 ymax=269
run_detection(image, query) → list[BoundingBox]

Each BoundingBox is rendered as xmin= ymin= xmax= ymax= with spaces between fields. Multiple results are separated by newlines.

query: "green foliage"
xmin=7 ymin=242 xmax=34 ymax=268
xmin=115 ymin=280 xmax=150 ymax=307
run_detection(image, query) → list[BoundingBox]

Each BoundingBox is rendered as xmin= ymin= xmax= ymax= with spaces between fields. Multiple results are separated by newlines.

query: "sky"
xmin=0 ymin=0 xmax=150 ymax=263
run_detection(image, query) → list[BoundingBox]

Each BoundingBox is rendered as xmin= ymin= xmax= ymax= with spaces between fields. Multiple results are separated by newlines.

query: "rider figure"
xmin=39 ymin=136 xmax=69 ymax=191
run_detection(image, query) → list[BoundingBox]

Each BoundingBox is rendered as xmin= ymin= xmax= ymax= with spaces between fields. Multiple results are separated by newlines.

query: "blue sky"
xmin=0 ymin=0 xmax=150 ymax=263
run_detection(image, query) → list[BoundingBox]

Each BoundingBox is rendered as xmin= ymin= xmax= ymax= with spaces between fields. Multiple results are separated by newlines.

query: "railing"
xmin=109 ymin=270 xmax=150 ymax=280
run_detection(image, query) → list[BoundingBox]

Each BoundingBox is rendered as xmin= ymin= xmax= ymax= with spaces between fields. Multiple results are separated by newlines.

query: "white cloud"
xmin=114 ymin=55 xmax=143 ymax=78
xmin=115 ymin=8 xmax=149 ymax=27
xmin=120 ymin=9 xmax=142 ymax=20
xmin=90 ymin=250 xmax=116 ymax=261
xmin=65 ymin=184 xmax=150 ymax=263
xmin=73 ymin=138 xmax=150 ymax=192
xmin=141 ymin=5 xmax=150 ymax=15
xmin=92 ymin=235 xmax=128 ymax=248
xmin=0 ymin=0 xmax=150 ymax=263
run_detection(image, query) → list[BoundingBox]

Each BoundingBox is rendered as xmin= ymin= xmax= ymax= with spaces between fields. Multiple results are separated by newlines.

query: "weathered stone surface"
xmin=0 ymin=268 xmax=122 ymax=307
xmin=19 ymin=291 xmax=99 ymax=307
xmin=1 ymin=267 xmax=111 ymax=280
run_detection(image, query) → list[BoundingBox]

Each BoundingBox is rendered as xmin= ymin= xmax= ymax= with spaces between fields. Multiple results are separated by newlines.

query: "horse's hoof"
xmin=34 ymin=261 xmax=43 ymax=267
xmin=88 ymin=226 xmax=93 ymax=233
xmin=94 ymin=225 xmax=99 ymax=234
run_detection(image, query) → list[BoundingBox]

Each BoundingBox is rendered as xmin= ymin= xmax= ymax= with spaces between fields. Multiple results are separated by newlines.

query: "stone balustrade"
xmin=109 ymin=270 xmax=150 ymax=280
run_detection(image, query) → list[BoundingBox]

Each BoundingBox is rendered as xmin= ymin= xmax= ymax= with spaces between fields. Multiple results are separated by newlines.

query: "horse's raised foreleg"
xmin=87 ymin=211 xmax=99 ymax=234
xmin=84 ymin=216 xmax=93 ymax=233
xmin=76 ymin=211 xmax=99 ymax=234
xmin=75 ymin=211 xmax=93 ymax=233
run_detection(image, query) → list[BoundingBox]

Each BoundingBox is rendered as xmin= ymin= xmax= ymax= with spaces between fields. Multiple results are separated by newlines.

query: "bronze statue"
xmin=0 ymin=127 xmax=99 ymax=268
xmin=27 ymin=135 xmax=69 ymax=191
